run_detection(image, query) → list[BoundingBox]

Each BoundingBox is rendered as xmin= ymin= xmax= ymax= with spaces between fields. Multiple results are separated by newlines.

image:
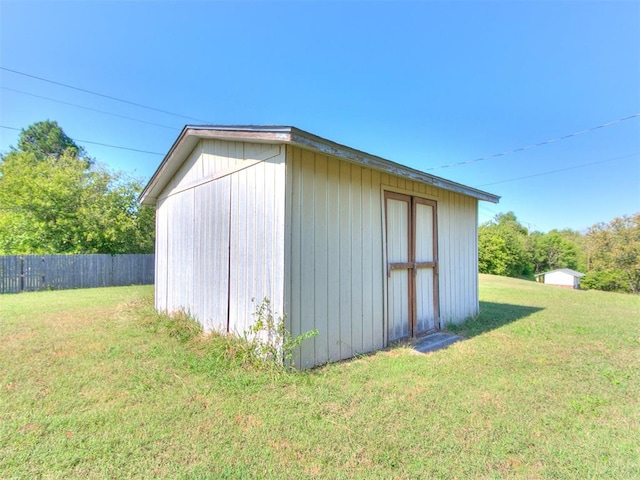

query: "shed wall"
xmin=286 ymin=146 xmax=479 ymax=368
xmin=155 ymin=139 xmax=286 ymax=333
xmin=436 ymin=190 xmax=479 ymax=323
xmin=379 ymin=175 xmax=479 ymax=325
xmin=545 ymin=271 xmax=576 ymax=287
xmin=286 ymin=146 xmax=386 ymax=367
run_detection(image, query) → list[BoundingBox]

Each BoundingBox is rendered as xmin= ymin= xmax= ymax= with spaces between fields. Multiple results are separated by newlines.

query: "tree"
xmin=0 ymin=121 xmax=154 ymax=254
xmin=527 ymin=230 xmax=579 ymax=274
xmin=584 ymin=213 xmax=640 ymax=293
xmin=555 ymin=228 xmax=588 ymax=272
xmin=478 ymin=212 xmax=532 ymax=277
xmin=0 ymin=151 xmax=85 ymax=253
xmin=13 ymin=120 xmax=87 ymax=162
xmin=478 ymin=227 xmax=510 ymax=276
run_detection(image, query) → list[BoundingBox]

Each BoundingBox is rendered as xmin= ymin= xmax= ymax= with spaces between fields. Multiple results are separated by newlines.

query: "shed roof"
xmin=139 ymin=125 xmax=501 ymax=205
xmin=535 ymin=268 xmax=586 ymax=278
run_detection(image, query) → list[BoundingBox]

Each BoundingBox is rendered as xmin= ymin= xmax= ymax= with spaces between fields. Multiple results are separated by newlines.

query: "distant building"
xmin=535 ymin=269 xmax=585 ymax=289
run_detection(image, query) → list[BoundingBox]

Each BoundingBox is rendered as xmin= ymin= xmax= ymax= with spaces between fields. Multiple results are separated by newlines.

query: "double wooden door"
xmin=385 ymin=192 xmax=439 ymax=341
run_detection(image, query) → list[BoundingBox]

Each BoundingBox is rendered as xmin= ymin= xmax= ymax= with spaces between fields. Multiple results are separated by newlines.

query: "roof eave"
xmin=138 ymin=126 xmax=295 ymax=205
xmin=288 ymin=127 xmax=500 ymax=204
xmin=139 ymin=125 xmax=500 ymax=205
xmin=138 ymin=125 xmax=190 ymax=205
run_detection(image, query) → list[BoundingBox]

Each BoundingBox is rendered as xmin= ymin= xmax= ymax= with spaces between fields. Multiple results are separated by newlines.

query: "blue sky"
xmin=1 ymin=0 xmax=638 ymax=232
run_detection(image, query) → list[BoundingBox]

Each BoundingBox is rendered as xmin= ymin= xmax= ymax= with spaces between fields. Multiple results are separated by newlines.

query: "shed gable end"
xmin=159 ymin=139 xmax=282 ymax=200
xmin=154 ymin=139 xmax=287 ymax=334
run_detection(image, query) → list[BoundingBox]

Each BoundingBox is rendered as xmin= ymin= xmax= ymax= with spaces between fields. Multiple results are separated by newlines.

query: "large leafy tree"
xmin=15 ymin=120 xmax=87 ymax=162
xmin=583 ymin=213 xmax=640 ymax=293
xmin=478 ymin=212 xmax=533 ymax=277
xmin=555 ymin=228 xmax=588 ymax=272
xmin=478 ymin=229 xmax=510 ymax=276
xmin=527 ymin=229 xmax=580 ymax=274
xmin=0 ymin=121 xmax=154 ymax=254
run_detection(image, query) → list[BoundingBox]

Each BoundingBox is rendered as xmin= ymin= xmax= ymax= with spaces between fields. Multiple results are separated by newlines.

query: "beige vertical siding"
xmin=436 ymin=190 xmax=479 ymax=323
xmin=228 ymin=143 xmax=287 ymax=335
xmin=286 ymin=146 xmax=386 ymax=368
xmin=193 ymin=178 xmax=231 ymax=331
xmin=287 ymin=148 xmax=479 ymax=367
xmin=155 ymin=196 xmax=168 ymax=312
xmin=164 ymin=190 xmax=195 ymax=315
xmin=154 ymin=140 xmax=286 ymax=334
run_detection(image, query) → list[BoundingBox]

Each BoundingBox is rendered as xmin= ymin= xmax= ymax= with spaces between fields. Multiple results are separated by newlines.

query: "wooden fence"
xmin=0 ymin=254 xmax=154 ymax=294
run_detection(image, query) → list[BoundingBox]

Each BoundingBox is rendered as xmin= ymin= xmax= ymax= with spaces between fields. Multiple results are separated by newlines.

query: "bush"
xmin=581 ymin=270 xmax=631 ymax=293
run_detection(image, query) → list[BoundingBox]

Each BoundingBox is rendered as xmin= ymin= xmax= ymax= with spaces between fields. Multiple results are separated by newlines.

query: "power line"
xmin=425 ymin=114 xmax=640 ymax=171
xmin=71 ymin=139 xmax=163 ymax=156
xmin=0 ymin=66 xmax=210 ymax=123
xmin=474 ymin=153 xmax=639 ymax=229
xmin=477 ymin=205 xmax=538 ymax=230
xmin=475 ymin=152 xmax=639 ymax=187
xmin=0 ymin=125 xmax=164 ymax=155
xmin=1 ymin=87 xmax=179 ymax=130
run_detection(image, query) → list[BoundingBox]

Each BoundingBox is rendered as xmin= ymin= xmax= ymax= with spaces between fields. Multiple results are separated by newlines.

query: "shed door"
xmin=385 ymin=192 xmax=439 ymax=342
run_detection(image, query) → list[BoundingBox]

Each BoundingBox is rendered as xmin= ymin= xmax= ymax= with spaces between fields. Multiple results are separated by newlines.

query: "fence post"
xmin=19 ymin=256 xmax=24 ymax=293
xmin=41 ymin=256 xmax=46 ymax=290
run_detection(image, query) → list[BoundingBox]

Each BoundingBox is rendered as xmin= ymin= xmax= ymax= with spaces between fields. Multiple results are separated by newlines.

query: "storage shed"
xmin=535 ymin=268 xmax=585 ymax=289
xmin=140 ymin=126 xmax=500 ymax=368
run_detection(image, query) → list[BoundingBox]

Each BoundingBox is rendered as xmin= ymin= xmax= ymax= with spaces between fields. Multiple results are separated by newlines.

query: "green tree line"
xmin=3 ymin=121 xmax=637 ymax=293
xmin=479 ymin=211 xmax=640 ymax=294
xmin=0 ymin=120 xmax=155 ymax=254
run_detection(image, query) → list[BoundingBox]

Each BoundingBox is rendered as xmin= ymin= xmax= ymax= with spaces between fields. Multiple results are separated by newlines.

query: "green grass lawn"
xmin=1 ymin=276 xmax=639 ymax=479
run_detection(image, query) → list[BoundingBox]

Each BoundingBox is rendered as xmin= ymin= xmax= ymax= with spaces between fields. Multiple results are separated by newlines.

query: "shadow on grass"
xmin=445 ymin=301 xmax=544 ymax=338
